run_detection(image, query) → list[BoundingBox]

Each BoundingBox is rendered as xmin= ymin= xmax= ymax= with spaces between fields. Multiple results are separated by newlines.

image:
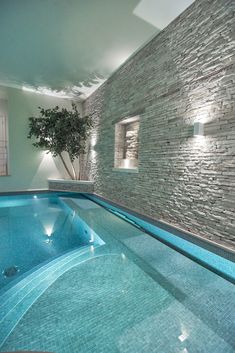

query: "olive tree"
xmin=28 ymin=103 xmax=92 ymax=180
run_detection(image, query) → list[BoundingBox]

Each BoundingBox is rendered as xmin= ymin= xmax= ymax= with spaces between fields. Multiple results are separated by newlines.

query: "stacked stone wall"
xmin=83 ymin=0 xmax=235 ymax=248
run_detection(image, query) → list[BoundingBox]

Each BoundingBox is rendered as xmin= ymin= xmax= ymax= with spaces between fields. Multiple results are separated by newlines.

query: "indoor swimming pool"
xmin=0 ymin=192 xmax=234 ymax=353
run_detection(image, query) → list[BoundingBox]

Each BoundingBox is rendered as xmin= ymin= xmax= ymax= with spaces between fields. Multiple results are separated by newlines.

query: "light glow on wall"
xmin=122 ymin=159 xmax=132 ymax=168
xmin=105 ymin=50 xmax=132 ymax=73
xmin=89 ymin=133 xmax=98 ymax=180
xmin=29 ymin=151 xmax=62 ymax=190
xmin=193 ymin=122 xmax=204 ymax=136
xmin=90 ymin=135 xmax=97 ymax=148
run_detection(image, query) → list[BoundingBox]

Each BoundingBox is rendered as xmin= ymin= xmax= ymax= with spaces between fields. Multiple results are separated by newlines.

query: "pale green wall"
xmin=0 ymin=87 xmax=76 ymax=192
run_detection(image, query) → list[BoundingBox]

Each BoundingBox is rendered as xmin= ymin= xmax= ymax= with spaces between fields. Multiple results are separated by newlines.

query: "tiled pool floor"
xmin=1 ymin=197 xmax=235 ymax=352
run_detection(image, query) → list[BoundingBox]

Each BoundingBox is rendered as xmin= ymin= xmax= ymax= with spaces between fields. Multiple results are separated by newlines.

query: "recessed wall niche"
xmin=114 ymin=116 xmax=140 ymax=169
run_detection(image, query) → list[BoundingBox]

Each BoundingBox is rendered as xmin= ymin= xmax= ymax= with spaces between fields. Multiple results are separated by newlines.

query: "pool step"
xmin=0 ymin=247 xmax=88 ymax=306
xmin=0 ymin=245 xmax=98 ymax=348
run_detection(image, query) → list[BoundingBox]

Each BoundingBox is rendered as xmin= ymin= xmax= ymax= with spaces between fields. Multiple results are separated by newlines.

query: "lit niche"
xmin=114 ymin=116 xmax=140 ymax=170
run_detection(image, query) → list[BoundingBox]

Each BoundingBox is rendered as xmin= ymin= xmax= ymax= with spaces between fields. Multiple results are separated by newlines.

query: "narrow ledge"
xmin=48 ymin=179 xmax=94 ymax=193
xmin=112 ymin=168 xmax=139 ymax=174
xmin=48 ymin=179 xmax=94 ymax=184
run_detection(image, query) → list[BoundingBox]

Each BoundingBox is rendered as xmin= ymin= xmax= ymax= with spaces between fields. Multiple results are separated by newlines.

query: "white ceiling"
xmin=0 ymin=0 xmax=194 ymax=99
xmin=134 ymin=0 xmax=193 ymax=29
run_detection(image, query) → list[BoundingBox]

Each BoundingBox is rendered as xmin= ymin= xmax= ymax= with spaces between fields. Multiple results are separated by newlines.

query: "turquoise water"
xmin=86 ymin=194 xmax=235 ymax=283
xmin=0 ymin=193 xmax=102 ymax=289
xmin=0 ymin=192 xmax=234 ymax=353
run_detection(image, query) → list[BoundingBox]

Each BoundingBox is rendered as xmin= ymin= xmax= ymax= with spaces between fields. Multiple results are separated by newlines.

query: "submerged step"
xmin=0 ymin=245 xmax=102 ymax=348
xmin=85 ymin=194 xmax=235 ymax=284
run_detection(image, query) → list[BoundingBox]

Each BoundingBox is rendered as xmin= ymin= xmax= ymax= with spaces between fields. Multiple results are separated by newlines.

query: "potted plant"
xmin=28 ymin=103 xmax=92 ymax=180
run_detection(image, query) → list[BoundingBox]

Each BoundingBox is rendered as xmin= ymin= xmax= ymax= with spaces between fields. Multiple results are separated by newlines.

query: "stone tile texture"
xmin=82 ymin=0 xmax=235 ymax=248
xmin=48 ymin=180 xmax=94 ymax=193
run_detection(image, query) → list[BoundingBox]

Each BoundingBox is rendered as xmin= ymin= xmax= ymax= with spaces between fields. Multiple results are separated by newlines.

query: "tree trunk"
xmin=70 ymin=161 xmax=78 ymax=180
xmin=59 ymin=153 xmax=74 ymax=180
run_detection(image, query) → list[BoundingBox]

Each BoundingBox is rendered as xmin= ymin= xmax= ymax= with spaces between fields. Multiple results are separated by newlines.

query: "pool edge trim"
xmin=88 ymin=193 xmax=235 ymax=258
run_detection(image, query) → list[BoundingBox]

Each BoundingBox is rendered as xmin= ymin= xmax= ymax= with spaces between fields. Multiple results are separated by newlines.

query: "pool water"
xmin=0 ymin=192 xmax=234 ymax=353
xmin=0 ymin=193 xmax=102 ymax=289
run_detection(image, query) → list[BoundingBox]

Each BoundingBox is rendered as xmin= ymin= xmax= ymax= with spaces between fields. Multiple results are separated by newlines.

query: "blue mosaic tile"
xmin=1 ymin=194 xmax=235 ymax=353
xmin=1 ymin=255 xmax=234 ymax=353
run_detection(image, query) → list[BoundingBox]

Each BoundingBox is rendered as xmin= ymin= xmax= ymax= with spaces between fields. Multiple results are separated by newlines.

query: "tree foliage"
xmin=28 ymin=103 xmax=92 ymax=179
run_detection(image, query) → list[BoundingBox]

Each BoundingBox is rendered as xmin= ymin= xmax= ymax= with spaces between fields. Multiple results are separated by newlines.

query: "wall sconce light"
xmin=193 ymin=122 xmax=204 ymax=136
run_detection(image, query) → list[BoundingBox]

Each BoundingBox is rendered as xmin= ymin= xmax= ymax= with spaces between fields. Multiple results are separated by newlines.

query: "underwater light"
xmin=45 ymin=225 xmax=53 ymax=237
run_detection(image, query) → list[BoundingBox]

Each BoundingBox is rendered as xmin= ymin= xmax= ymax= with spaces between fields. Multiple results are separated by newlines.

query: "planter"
xmin=48 ymin=179 xmax=94 ymax=193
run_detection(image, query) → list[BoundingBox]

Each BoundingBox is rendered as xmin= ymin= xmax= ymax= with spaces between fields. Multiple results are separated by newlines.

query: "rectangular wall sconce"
xmin=194 ymin=122 xmax=204 ymax=136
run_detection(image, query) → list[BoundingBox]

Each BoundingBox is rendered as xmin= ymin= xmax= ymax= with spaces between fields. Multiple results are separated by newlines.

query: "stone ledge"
xmin=112 ymin=168 xmax=139 ymax=173
xmin=48 ymin=179 xmax=94 ymax=193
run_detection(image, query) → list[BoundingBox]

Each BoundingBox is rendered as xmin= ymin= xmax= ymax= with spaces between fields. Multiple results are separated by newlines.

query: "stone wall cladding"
xmin=83 ymin=0 xmax=235 ymax=248
xmin=48 ymin=181 xmax=94 ymax=193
